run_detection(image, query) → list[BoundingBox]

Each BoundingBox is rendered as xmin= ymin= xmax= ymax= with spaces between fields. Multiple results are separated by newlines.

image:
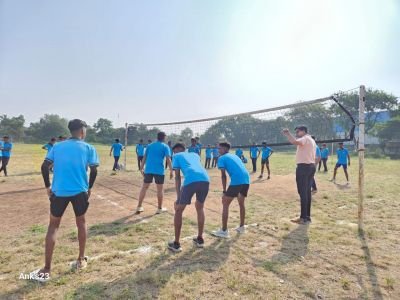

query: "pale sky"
xmin=1 ymin=0 xmax=399 ymax=127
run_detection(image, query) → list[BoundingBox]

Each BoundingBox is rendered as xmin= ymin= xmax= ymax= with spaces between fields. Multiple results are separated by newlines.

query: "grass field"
xmin=0 ymin=144 xmax=399 ymax=299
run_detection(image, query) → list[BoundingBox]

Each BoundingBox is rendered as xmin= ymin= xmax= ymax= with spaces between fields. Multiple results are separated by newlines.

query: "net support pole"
xmin=358 ymin=85 xmax=366 ymax=232
xmin=124 ymin=122 xmax=128 ymax=171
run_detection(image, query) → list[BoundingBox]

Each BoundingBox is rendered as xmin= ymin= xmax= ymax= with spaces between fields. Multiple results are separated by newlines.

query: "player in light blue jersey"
xmin=212 ymin=142 xmax=250 ymax=238
xmin=331 ymin=142 xmax=350 ymax=184
xmin=31 ymin=119 xmax=99 ymax=282
xmin=110 ymin=139 xmax=124 ymax=171
xmin=259 ymin=142 xmax=274 ymax=179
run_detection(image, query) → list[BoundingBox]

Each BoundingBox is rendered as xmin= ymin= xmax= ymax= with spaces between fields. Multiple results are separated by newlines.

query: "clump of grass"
xmin=29 ymin=224 xmax=46 ymax=234
xmin=341 ymin=278 xmax=350 ymax=290
xmin=367 ymin=194 xmax=374 ymax=199
xmin=323 ymin=194 xmax=329 ymax=199
xmin=263 ymin=261 xmax=279 ymax=272
xmin=385 ymin=277 xmax=395 ymax=290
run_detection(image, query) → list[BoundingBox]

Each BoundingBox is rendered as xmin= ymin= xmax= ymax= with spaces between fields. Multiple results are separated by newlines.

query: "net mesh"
xmin=128 ymin=90 xmax=357 ymax=148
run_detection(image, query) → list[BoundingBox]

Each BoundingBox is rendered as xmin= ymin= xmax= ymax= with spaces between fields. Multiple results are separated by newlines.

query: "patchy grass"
xmin=0 ymin=144 xmax=399 ymax=299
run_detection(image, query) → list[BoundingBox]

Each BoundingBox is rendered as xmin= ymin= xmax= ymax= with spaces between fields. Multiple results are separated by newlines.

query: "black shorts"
xmin=50 ymin=192 xmax=89 ymax=218
xmin=261 ymin=158 xmax=269 ymax=165
xmin=177 ymin=181 xmax=209 ymax=205
xmin=225 ymin=184 xmax=250 ymax=198
xmin=144 ymin=173 xmax=165 ymax=184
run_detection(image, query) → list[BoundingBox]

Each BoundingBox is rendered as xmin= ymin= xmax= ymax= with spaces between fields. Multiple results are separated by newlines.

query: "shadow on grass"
xmin=71 ymin=236 xmax=238 ymax=299
xmin=358 ymin=228 xmax=383 ymax=299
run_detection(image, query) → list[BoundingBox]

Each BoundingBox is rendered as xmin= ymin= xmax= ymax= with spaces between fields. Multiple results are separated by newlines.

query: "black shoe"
xmin=168 ymin=241 xmax=182 ymax=252
xmin=193 ymin=237 xmax=204 ymax=248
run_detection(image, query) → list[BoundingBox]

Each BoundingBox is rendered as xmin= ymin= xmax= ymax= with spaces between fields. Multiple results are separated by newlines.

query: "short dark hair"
xmin=172 ymin=143 xmax=186 ymax=151
xmin=339 ymin=142 xmax=344 ymax=145
xmin=157 ymin=132 xmax=166 ymax=141
xmin=115 ymin=138 xmax=120 ymax=142
xmin=219 ymin=142 xmax=231 ymax=150
xmin=295 ymin=125 xmax=308 ymax=133
xmin=68 ymin=119 xmax=87 ymax=132
xmin=311 ymin=136 xmax=316 ymax=140
xmin=3 ymin=135 xmax=9 ymax=139
xmin=262 ymin=141 xmax=267 ymax=145
xmin=139 ymin=139 xmax=143 ymax=142
xmin=191 ymin=138 xmax=196 ymax=142
xmin=51 ymin=137 xmax=56 ymax=142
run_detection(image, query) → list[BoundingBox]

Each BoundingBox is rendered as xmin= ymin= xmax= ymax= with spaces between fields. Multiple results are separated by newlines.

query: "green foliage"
xmin=374 ymin=115 xmax=400 ymax=143
xmin=25 ymin=114 xmax=69 ymax=143
xmin=0 ymin=114 xmax=25 ymax=141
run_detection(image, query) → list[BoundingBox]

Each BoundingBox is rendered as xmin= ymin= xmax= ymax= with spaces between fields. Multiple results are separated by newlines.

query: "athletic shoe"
xmin=71 ymin=256 xmax=88 ymax=271
xmin=193 ymin=237 xmax=205 ymax=248
xmin=168 ymin=241 xmax=182 ymax=252
xmin=235 ymin=226 xmax=246 ymax=234
xmin=290 ymin=218 xmax=308 ymax=225
xmin=346 ymin=181 xmax=350 ymax=186
xmin=267 ymin=176 xmax=270 ymax=180
xmin=156 ymin=207 xmax=168 ymax=214
xmin=258 ymin=175 xmax=263 ymax=179
xmin=136 ymin=206 xmax=144 ymax=213
xmin=211 ymin=229 xmax=229 ymax=238
xmin=29 ymin=269 xmax=50 ymax=282
xmin=312 ymin=189 xmax=317 ymax=194
xmin=329 ymin=178 xmax=335 ymax=183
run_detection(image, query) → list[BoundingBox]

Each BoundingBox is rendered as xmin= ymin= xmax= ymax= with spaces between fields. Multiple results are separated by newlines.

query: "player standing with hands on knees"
xmin=212 ymin=142 xmax=250 ymax=238
xmin=135 ymin=132 xmax=173 ymax=214
xmin=30 ymin=119 xmax=99 ymax=282
xmin=282 ymin=126 xmax=316 ymax=225
xmin=167 ymin=143 xmax=210 ymax=252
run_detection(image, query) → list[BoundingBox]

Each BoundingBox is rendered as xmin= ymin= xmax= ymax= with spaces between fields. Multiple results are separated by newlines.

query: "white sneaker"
xmin=346 ymin=181 xmax=350 ymax=186
xmin=235 ymin=226 xmax=246 ymax=234
xmin=136 ymin=206 xmax=144 ymax=213
xmin=329 ymin=178 xmax=335 ymax=183
xmin=156 ymin=207 xmax=168 ymax=214
xmin=211 ymin=229 xmax=229 ymax=238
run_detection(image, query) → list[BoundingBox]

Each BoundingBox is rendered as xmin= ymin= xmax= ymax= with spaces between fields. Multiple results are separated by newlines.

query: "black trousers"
xmin=113 ymin=156 xmax=120 ymax=171
xmin=0 ymin=157 xmax=10 ymax=176
xmin=296 ymin=164 xmax=316 ymax=221
xmin=318 ymin=158 xmax=328 ymax=172
xmin=205 ymin=158 xmax=211 ymax=169
xmin=212 ymin=157 xmax=218 ymax=168
xmin=251 ymin=158 xmax=257 ymax=172
xmin=311 ymin=177 xmax=317 ymax=191
xmin=137 ymin=156 xmax=143 ymax=170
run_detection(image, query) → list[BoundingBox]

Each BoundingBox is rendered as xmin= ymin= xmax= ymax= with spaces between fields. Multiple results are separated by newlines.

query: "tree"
xmin=27 ymin=114 xmax=69 ymax=142
xmin=374 ymin=115 xmax=400 ymax=143
xmin=0 ymin=115 xmax=25 ymax=141
xmin=333 ymin=88 xmax=398 ymax=134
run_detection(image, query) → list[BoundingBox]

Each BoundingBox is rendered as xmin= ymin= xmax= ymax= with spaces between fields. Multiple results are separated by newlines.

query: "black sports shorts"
xmin=49 ymin=192 xmax=89 ymax=218
xmin=144 ymin=173 xmax=165 ymax=184
xmin=225 ymin=184 xmax=250 ymax=198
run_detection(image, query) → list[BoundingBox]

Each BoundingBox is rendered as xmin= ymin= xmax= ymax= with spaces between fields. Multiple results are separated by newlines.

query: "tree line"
xmin=1 ymin=88 xmax=398 ymax=150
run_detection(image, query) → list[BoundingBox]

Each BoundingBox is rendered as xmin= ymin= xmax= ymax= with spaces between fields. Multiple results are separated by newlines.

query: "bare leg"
xmin=222 ymin=195 xmax=234 ymax=231
xmin=332 ymin=167 xmax=338 ymax=180
xmin=156 ymin=184 xmax=164 ymax=209
xmin=75 ymin=214 xmax=87 ymax=260
xmin=260 ymin=163 xmax=265 ymax=176
xmin=137 ymin=183 xmax=151 ymax=208
xmin=266 ymin=164 xmax=271 ymax=177
xmin=40 ymin=214 xmax=62 ymax=275
xmin=195 ymin=201 xmax=205 ymax=238
xmin=174 ymin=204 xmax=186 ymax=243
xmin=237 ymin=194 xmax=246 ymax=227
xmin=344 ymin=169 xmax=349 ymax=181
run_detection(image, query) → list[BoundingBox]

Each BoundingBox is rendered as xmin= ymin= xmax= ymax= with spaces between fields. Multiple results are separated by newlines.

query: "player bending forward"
xmin=212 ymin=142 xmax=250 ymax=238
xmin=167 ymin=143 xmax=210 ymax=252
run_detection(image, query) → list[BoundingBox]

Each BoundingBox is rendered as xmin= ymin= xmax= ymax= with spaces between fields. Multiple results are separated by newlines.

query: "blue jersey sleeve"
xmin=88 ymin=145 xmax=100 ymax=166
xmin=172 ymin=155 xmax=180 ymax=169
xmin=217 ymin=156 xmax=225 ymax=169
xmin=46 ymin=147 xmax=55 ymax=162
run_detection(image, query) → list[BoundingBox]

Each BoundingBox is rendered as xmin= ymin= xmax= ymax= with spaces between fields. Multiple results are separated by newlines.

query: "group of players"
xmin=20 ymin=119 xmax=351 ymax=282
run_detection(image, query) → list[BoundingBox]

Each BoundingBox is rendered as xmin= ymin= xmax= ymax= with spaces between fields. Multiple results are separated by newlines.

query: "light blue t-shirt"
xmin=250 ymin=146 xmax=259 ymax=158
xmin=144 ymin=141 xmax=171 ymax=175
xmin=212 ymin=147 xmax=219 ymax=158
xmin=235 ymin=149 xmax=243 ymax=157
xmin=321 ymin=148 xmax=329 ymax=159
xmin=46 ymin=139 xmax=99 ymax=197
xmin=188 ymin=145 xmax=200 ymax=155
xmin=261 ymin=147 xmax=272 ymax=159
xmin=217 ymin=153 xmax=250 ymax=185
xmin=43 ymin=143 xmax=54 ymax=153
xmin=111 ymin=143 xmax=123 ymax=157
xmin=337 ymin=148 xmax=349 ymax=164
xmin=1 ymin=142 xmax=13 ymax=157
xmin=172 ymin=152 xmax=210 ymax=186
xmin=316 ymin=146 xmax=321 ymax=158
xmin=205 ymin=148 xmax=212 ymax=158
xmin=136 ymin=144 xmax=145 ymax=156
